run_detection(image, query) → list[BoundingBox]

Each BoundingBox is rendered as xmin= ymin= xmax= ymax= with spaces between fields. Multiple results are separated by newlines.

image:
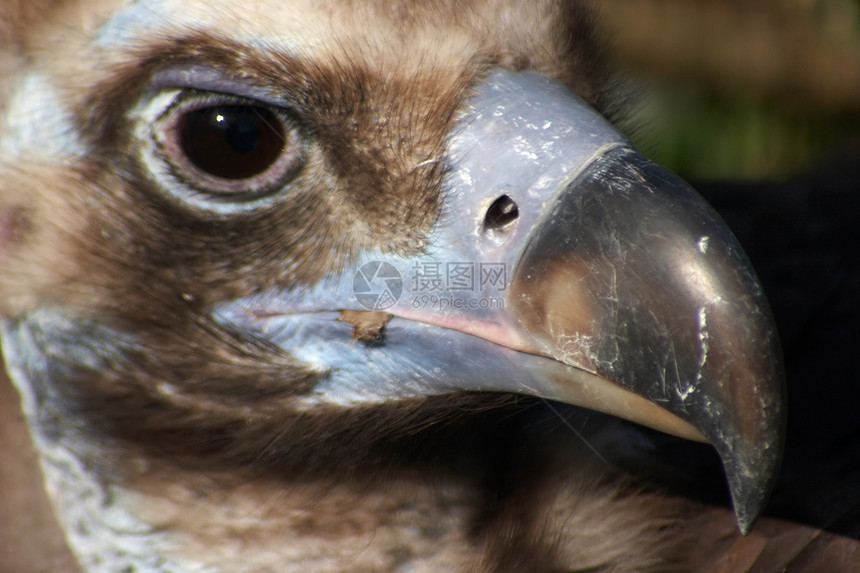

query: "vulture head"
xmin=0 ymin=1 xmax=785 ymax=571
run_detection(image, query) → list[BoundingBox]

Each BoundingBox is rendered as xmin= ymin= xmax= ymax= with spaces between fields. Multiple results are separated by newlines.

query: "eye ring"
xmin=152 ymin=92 xmax=304 ymax=202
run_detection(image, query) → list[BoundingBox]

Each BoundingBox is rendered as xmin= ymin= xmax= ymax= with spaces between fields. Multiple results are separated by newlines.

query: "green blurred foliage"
xmin=630 ymin=80 xmax=860 ymax=180
xmin=602 ymin=0 xmax=860 ymax=181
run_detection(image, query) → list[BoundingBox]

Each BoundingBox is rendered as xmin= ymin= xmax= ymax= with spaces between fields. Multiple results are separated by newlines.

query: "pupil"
xmin=219 ymin=109 xmax=261 ymax=154
xmin=180 ymin=105 xmax=285 ymax=181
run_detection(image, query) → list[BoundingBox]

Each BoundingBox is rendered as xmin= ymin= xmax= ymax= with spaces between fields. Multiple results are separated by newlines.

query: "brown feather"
xmin=0 ymin=367 xmax=80 ymax=573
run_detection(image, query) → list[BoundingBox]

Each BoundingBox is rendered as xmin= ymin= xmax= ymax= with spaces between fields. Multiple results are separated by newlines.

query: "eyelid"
xmin=160 ymin=90 xmax=271 ymax=119
xmin=150 ymin=65 xmax=293 ymax=109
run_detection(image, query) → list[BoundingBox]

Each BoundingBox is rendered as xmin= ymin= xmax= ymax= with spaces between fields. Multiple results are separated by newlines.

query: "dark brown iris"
xmin=179 ymin=105 xmax=285 ymax=180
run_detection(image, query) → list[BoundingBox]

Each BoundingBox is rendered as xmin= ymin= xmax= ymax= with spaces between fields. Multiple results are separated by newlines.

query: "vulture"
xmin=0 ymin=0 xmax=856 ymax=571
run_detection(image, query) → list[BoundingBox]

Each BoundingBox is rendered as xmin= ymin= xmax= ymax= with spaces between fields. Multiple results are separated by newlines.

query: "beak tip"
xmin=731 ymin=485 xmax=762 ymax=535
xmin=730 ymin=481 xmax=765 ymax=536
xmin=722 ymin=437 xmax=783 ymax=535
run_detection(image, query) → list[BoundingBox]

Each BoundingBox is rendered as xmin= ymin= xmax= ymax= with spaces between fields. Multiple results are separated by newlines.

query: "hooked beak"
xmin=217 ymin=70 xmax=785 ymax=534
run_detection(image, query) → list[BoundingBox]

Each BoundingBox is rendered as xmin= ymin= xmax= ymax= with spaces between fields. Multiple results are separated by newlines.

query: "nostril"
xmin=483 ymin=194 xmax=519 ymax=234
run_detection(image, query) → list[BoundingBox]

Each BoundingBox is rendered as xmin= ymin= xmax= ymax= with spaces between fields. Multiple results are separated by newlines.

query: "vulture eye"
xmin=179 ymin=105 xmax=286 ymax=180
xmin=150 ymin=92 xmax=304 ymax=205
